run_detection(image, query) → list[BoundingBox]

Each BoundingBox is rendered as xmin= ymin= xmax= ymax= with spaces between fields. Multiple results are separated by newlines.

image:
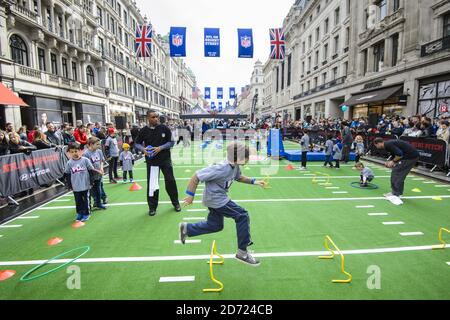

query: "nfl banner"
xmin=238 ymin=28 xmax=253 ymax=58
xmin=218 ymin=102 xmax=223 ymax=112
xmin=169 ymin=27 xmax=186 ymax=57
xmin=204 ymin=28 xmax=220 ymax=57
xmin=217 ymin=87 xmax=223 ymax=99
xmin=135 ymin=24 xmax=153 ymax=58
xmin=229 ymin=87 xmax=236 ymax=99
xmin=211 ymin=102 xmax=216 ymax=109
xmin=204 ymin=87 xmax=211 ymax=99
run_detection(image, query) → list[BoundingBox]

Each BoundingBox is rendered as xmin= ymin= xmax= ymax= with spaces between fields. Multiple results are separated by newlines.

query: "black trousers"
xmin=301 ymin=151 xmax=308 ymax=168
xmin=123 ymin=170 xmax=134 ymax=180
xmin=342 ymin=144 xmax=351 ymax=163
xmin=391 ymin=158 xmax=418 ymax=196
xmin=108 ymin=157 xmax=119 ymax=180
xmin=324 ymin=155 xmax=333 ymax=167
xmin=74 ymin=190 xmax=90 ymax=215
xmin=146 ymin=160 xmax=179 ymax=210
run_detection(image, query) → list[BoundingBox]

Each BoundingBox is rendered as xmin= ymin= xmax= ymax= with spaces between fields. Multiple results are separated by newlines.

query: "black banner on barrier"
xmin=0 ymin=148 xmax=67 ymax=197
xmin=400 ymin=136 xmax=447 ymax=167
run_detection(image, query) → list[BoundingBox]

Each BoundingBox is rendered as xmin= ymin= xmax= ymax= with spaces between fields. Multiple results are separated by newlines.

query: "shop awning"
xmin=0 ymin=83 xmax=28 ymax=106
xmin=343 ymin=85 xmax=403 ymax=106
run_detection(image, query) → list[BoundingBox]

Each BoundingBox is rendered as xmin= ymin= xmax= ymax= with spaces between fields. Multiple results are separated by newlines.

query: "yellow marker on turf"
xmin=312 ymin=172 xmax=332 ymax=186
xmin=319 ymin=235 xmax=352 ymax=283
xmin=263 ymin=176 xmax=272 ymax=189
xmin=412 ymin=188 xmax=421 ymax=193
xmin=203 ymin=240 xmax=224 ymax=293
xmin=432 ymin=197 xmax=442 ymax=201
xmin=432 ymin=228 xmax=450 ymax=250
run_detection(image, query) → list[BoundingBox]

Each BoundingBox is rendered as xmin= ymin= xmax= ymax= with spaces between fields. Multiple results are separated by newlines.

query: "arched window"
xmin=109 ymin=69 xmax=114 ymax=90
xmin=10 ymin=35 xmax=29 ymax=66
xmin=86 ymin=66 xmax=95 ymax=85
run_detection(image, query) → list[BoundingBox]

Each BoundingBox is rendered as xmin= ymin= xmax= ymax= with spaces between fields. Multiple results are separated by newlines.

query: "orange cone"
xmin=285 ymin=164 xmax=294 ymax=170
xmin=72 ymin=221 xmax=85 ymax=229
xmin=47 ymin=237 xmax=63 ymax=246
xmin=0 ymin=270 xmax=16 ymax=281
xmin=129 ymin=182 xmax=143 ymax=191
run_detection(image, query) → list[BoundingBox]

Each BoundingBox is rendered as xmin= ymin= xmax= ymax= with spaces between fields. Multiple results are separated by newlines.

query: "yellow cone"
xmin=432 ymin=197 xmax=442 ymax=201
xmin=412 ymin=188 xmax=421 ymax=193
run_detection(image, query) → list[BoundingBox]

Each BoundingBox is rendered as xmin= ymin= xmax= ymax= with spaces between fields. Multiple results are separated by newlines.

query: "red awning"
xmin=0 ymin=83 xmax=28 ymax=106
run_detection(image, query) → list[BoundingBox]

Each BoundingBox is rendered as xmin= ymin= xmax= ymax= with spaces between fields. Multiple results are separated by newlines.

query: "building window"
xmin=315 ymin=50 xmax=319 ymax=66
xmin=72 ymin=61 xmax=77 ymax=81
xmin=9 ymin=35 xmax=29 ymax=66
xmin=324 ymin=43 xmax=328 ymax=60
xmin=301 ymin=61 xmax=305 ymax=74
xmin=362 ymin=49 xmax=368 ymax=75
xmin=98 ymin=7 xmax=103 ymax=26
xmin=117 ymin=73 xmax=126 ymax=94
xmin=308 ymin=35 xmax=312 ymax=48
xmin=343 ymin=61 xmax=348 ymax=76
xmin=302 ymin=41 xmax=306 ymax=54
xmin=392 ymin=33 xmax=399 ymax=66
xmin=128 ymin=79 xmax=132 ymax=96
xmin=313 ymin=77 xmax=318 ymax=88
xmin=334 ymin=7 xmax=340 ymax=26
xmin=99 ymin=37 xmax=104 ymax=54
xmin=332 ymin=66 xmax=338 ymax=80
xmin=334 ymin=35 xmax=340 ymax=54
xmin=287 ymin=54 xmax=292 ymax=87
xmin=373 ymin=41 xmax=385 ymax=72
xmin=38 ymin=47 xmax=46 ymax=71
xmin=281 ymin=61 xmax=285 ymax=90
xmin=324 ymin=18 xmax=329 ymax=34
xmin=315 ymin=27 xmax=320 ymax=42
xmin=50 ymin=53 xmax=58 ymax=75
xmin=275 ymin=66 xmax=279 ymax=93
xmin=322 ymin=72 xmax=327 ymax=84
xmin=444 ymin=13 xmax=450 ymax=37
xmin=308 ymin=56 xmax=312 ymax=71
xmin=346 ymin=0 xmax=351 ymax=16
xmin=86 ymin=66 xmax=95 ymax=85
xmin=109 ymin=69 xmax=114 ymax=90
xmin=393 ymin=0 xmax=400 ymax=12
xmin=377 ymin=0 xmax=387 ymax=21
xmin=345 ymin=27 xmax=350 ymax=48
xmin=62 ymin=57 xmax=68 ymax=78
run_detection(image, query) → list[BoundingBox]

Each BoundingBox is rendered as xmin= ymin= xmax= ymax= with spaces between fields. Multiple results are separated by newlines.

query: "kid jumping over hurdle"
xmin=179 ymin=142 xmax=268 ymax=266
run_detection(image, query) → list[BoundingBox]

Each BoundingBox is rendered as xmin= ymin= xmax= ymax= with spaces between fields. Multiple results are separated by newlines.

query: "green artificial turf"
xmin=0 ymin=141 xmax=449 ymax=299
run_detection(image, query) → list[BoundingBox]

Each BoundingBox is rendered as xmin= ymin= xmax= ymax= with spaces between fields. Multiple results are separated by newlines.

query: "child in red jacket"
xmin=74 ymin=125 xmax=88 ymax=149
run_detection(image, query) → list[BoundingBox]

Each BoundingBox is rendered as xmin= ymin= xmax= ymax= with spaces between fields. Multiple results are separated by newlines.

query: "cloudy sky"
xmin=135 ymin=0 xmax=294 ymax=99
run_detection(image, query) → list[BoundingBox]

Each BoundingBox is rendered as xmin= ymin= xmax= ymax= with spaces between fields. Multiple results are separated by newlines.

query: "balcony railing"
xmin=10 ymin=3 xmax=39 ymax=22
xmin=18 ymin=65 xmax=42 ymax=79
xmin=293 ymin=76 xmax=346 ymax=100
xmin=421 ymin=36 xmax=450 ymax=57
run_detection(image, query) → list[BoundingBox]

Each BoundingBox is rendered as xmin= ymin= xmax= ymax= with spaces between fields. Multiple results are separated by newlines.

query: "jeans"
xmin=91 ymin=179 xmax=105 ymax=206
xmin=74 ymin=190 xmax=90 ymax=216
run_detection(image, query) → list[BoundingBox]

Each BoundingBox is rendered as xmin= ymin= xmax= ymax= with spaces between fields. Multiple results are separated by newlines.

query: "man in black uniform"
xmin=135 ymin=110 xmax=181 ymax=216
xmin=373 ymin=137 xmax=419 ymax=205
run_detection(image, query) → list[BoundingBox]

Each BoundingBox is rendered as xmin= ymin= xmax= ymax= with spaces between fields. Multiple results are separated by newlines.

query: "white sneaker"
xmin=389 ymin=196 xmax=403 ymax=205
xmin=383 ymin=192 xmax=394 ymax=198
xmin=298 ymin=167 xmax=307 ymax=171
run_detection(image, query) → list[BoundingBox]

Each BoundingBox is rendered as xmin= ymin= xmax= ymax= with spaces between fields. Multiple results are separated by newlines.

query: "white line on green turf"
xmin=187 ymin=209 xmax=207 ymax=212
xmin=326 ymin=187 xmax=339 ymax=189
xmin=183 ymin=217 xmax=205 ymax=221
xmin=400 ymin=232 xmax=424 ymax=236
xmin=332 ymin=191 xmax=348 ymax=194
xmin=15 ymin=216 xmax=39 ymax=219
xmin=159 ymin=276 xmax=195 ymax=283
xmin=356 ymin=205 xmax=374 ymax=208
xmin=382 ymin=221 xmax=404 ymax=225
xmin=0 ymin=244 xmax=448 ymax=266
xmin=447 ymin=262 xmax=450 ymax=266
xmin=368 ymin=213 xmax=388 ymax=216
xmin=412 ymin=178 xmax=425 ymax=181
xmin=434 ymin=185 xmax=449 ymax=187
xmin=423 ymin=181 xmax=435 ymax=184
xmin=174 ymin=240 xmax=201 ymax=244
xmin=53 ymin=199 xmax=71 ymax=202
xmin=0 ymin=225 xmax=22 ymax=228
xmin=35 ymin=195 xmax=450 ymax=210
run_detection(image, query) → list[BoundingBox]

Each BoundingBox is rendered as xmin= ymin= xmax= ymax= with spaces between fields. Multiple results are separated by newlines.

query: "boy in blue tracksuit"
xmin=180 ymin=142 xmax=268 ymax=266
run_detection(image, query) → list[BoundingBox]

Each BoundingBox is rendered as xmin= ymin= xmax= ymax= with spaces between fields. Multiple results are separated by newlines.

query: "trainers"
xmin=130 ymin=179 xmax=134 ymax=183
xmin=383 ymin=192 xmax=394 ymax=198
xmin=298 ymin=167 xmax=307 ymax=171
xmin=122 ymin=179 xmax=128 ymax=183
xmin=388 ymin=195 xmax=403 ymax=206
xmin=148 ymin=209 xmax=156 ymax=216
xmin=102 ymin=197 xmax=108 ymax=204
xmin=93 ymin=204 xmax=107 ymax=210
xmin=235 ymin=251 xmax=260 ymax=267
xmin=75 ymin=214 xmax=83 ymax=221
xmin=174 ymin=204 xmax=182 ymax=212
xmin=179 ymin=222 xmax=187 ymax=244
xmin=110 ymin=180 xmax=117 ymax=184
xmin=81 ymin=215 xmax=90 ymax=222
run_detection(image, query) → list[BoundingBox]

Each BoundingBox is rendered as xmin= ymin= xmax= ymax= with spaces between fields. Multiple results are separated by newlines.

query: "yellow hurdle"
xmin=312 ymin=172 xmax=332 ymax=186
xmin=203 ymin=240 xmax=224 ymax=293
xmin=263 ymin=176 xmax=272 ymax=189
xmin=432 ymin=228 xmax=450 ymax=250
xmin=319 ymin=235 xmax=352 ymax=283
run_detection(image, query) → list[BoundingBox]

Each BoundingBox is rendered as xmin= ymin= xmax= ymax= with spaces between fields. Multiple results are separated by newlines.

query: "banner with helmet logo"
xmin=169 ymin=27 xmax=187 ymax=57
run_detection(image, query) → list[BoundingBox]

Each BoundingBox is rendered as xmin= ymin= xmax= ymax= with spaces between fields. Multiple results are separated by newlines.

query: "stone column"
xmin=50 ymin=1 xmax=55 ymax=33
xmin=384 ymin=37 xmax=393 ymax=68
xmin=61 ymin=12 xmax=66 ymax=39
xmin=324 ymin=99 xmax=331 ymax=118
xmin=0 ymin=6 xmax=8 ymax=58
xmin=367 ymin=46 xmax=374 ymax=73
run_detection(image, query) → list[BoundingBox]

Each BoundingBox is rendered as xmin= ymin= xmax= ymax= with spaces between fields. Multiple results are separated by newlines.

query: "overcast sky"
xmin=135 ymin=0 xmax=294 ymax=100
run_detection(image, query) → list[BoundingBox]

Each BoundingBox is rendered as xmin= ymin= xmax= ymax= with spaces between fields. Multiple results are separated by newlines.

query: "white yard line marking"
xmin=183 ymin=217 xmax=205 ymax=221
xmin=174 ymin=240 xmax=201 ymax=244
xmin=35 ymin=195 xmax=450 ymax=210
xmin=423 ymin=181 xmax=435 ymax=184
xmin=187 ymin=209 xmax=207 ymax=212
xmin=325 ymin=187 xmax=339 ymax=189
xmin=368 ymin=213 xmax=388 ymax=216
xmin=356 ymin=205 xmax=374 ymax=208
xmin=382 ymin=221 xmax=405 ymax=225
xmin=159 ymin=276 xmax=195 ymax=283
xmin=0 ymin=244 xmax=448 ymax=266
xmin=412 ymin=178 xmax=425 ymax=181
xmin=53 ymin=199 xmax=71 ymax=202
xmin=16 ymin=216 xmax=39 ymax=219
xmin=332 ymin=191 xmax=348 ymax=194
xmin=0 ymin=225 xmax=22 ymax=228
xmin=447 ymin=262 xmax=450 ymax=266
xmin=400 ymin=232 xmax=424 ymax=236
xmin=434 ymin=185 xmax=449 ymax=188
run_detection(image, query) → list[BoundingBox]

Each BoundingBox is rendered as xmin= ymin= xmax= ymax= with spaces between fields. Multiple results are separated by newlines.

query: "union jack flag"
xmin=270 ymin=28 xmax=285 ymax=60
xmin=135 ymin=24 xmax=153 ymax=58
